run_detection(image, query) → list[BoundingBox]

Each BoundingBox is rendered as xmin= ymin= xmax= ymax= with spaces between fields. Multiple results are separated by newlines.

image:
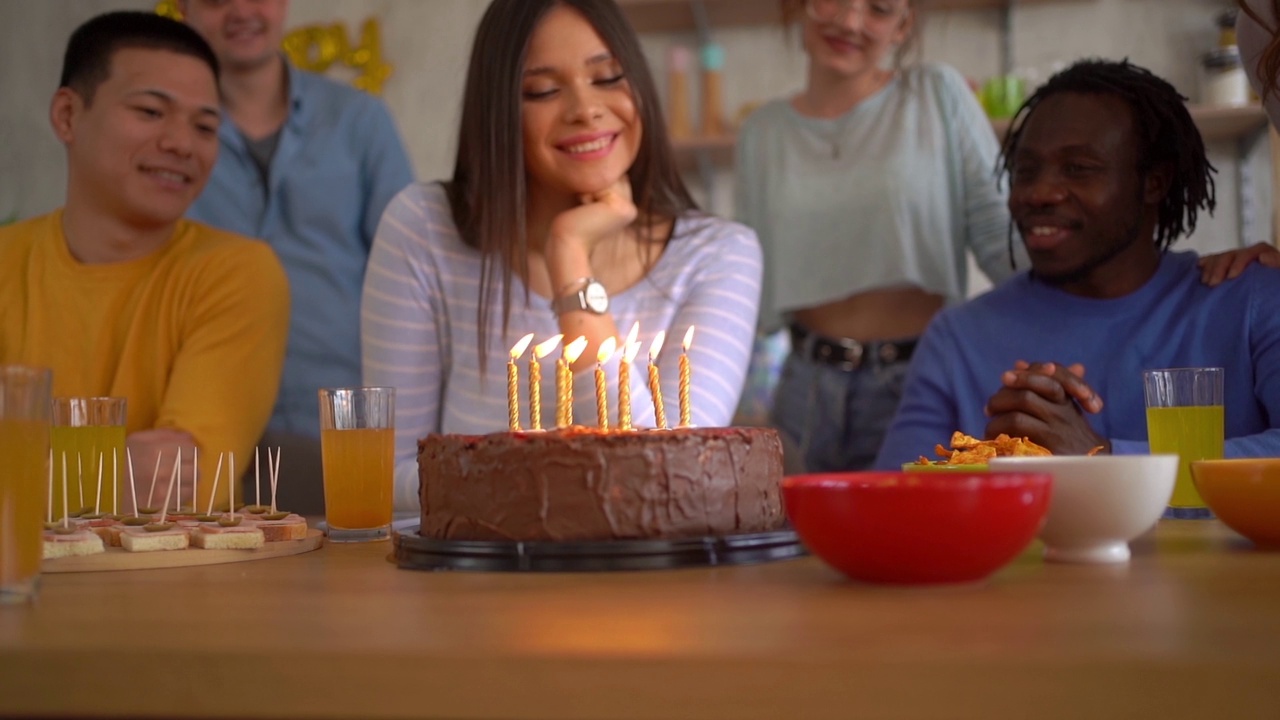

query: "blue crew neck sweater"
xmin=875 ymin=251 xmax=1280 ymax=468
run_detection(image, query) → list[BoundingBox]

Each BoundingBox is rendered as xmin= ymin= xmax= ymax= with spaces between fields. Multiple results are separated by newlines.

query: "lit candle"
xmin=560 ymin=336 xmax=588 ymax=427
xmin=507 ymin=333 xmax=535 ymax=431
xmin=531 ymin=335 xmax=563 ymax=431
xmin=595 ymin=337 xmax=618 ymax=430
xmin=648 ymin=330 xmax=668 ymax=430
xmin=623 ymin=321 xmax=640 ymax=351
xmin=619 ymin=341 xmax=641 ymax=431
xmin=679 ymin=326 xmax=695 ymax=427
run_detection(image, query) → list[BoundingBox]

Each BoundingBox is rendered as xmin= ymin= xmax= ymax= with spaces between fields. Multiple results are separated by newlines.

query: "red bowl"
xmin=782 ymin=471 xmax=1053 ymax=584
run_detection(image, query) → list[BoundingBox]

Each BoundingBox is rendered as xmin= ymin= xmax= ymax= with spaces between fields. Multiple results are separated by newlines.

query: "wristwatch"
xmin=552 ymin=277 xmax=609 ymax=315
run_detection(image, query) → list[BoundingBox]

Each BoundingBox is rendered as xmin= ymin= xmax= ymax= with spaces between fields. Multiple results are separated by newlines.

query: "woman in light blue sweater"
xmin=362 ymin=0 xmax=763 ymax=511
xmin=736 ymin=0 xmax=1019 ymax=473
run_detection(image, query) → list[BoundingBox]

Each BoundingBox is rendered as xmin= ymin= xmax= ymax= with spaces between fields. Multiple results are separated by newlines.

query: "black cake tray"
xmin=393 ymin=526 xmax=806 ymax=572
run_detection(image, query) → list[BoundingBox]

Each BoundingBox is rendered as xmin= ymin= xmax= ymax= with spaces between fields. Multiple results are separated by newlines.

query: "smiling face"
xmin=1008 ymin=92 xmax=1169 ymax=296
xmin=800 ymin=0 xmax=913 ymax=79
xmin=519 ymin=4 xmax=641 ymax=200
xmin=179 ymin=0 xmax=287 ymax=74
xmin=52 ymin=46 xmax=220 ymax=230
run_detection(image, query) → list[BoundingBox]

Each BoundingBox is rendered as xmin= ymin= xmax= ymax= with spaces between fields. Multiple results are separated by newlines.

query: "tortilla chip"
xmin=919 ymin=432 xmax=1051 ymax=465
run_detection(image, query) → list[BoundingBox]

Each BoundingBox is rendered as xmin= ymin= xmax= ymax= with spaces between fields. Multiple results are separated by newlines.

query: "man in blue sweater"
xmin=875 ymin=59 xmax=1280 ymax=468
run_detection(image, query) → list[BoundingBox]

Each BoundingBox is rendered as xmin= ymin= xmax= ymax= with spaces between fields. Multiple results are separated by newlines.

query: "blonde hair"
xmin=779 ymin=0 xmax=921 ymax=66
xmin=1240 ymin=0 xmax=1280 ymax=102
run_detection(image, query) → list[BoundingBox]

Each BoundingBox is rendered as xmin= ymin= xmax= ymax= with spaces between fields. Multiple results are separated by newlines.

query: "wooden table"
xmin=3 ymin=521 xmax=1279 ymax=720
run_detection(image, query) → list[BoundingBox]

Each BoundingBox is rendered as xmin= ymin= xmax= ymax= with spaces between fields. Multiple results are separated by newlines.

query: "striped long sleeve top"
xmin=362 ymin=182 xmax=764 ymax=511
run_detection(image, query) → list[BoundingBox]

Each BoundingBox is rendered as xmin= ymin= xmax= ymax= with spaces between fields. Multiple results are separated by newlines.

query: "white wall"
xmin=0 ymin=0 xmax=1267 ymax=268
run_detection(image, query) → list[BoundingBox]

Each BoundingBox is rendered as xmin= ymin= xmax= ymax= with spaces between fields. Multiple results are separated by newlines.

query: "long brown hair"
xmin=446 ymin=0 xmax=696 ymax=373
xmin=1240 ymin=0 xmax=1280 ymax=103
xmin=779 ymin=0 xmax=922 ymax=65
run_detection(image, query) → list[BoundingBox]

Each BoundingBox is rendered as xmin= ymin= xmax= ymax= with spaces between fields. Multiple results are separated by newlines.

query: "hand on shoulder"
xmin=1198 ymin=242 xmax=1280 ymax=286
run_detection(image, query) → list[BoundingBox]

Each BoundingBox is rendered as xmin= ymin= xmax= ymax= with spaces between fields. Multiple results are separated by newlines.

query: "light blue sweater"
xmin=735 ymin=63 xmax=1023 ymax=333
xmin=875 ymin=252 xmax=1280 ymax=469
xmin=189 ymin=62 xmax=414 ymax=437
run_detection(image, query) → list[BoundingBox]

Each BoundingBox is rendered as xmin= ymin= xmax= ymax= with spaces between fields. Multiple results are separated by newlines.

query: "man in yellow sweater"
xmin=0 ymin=12 xmax=289 ymax=511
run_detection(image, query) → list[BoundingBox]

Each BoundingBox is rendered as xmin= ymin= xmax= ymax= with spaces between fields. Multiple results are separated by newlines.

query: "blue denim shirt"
xmin=189 ymin=61 xmax=414 ymax=437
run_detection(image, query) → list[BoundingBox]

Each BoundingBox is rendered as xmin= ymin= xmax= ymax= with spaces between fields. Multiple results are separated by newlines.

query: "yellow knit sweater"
xmin=0 ymin=210 xmax=290 ymax=507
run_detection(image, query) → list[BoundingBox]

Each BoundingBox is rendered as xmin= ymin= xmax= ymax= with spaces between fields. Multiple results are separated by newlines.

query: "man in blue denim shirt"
xmin=180 ymin=0 xmax=413 ymax=512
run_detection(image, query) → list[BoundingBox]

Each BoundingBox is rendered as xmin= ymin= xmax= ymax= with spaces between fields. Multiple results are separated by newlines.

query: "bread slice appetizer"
xmin=255 ymin=512 xmax=308 ymax=542
xmin=120 ymin=522 xmax=190 ymax=552
xmin=42 ymin=528 xmax=106 ymax=559
xmin=190 ymin=517 xmax=265 ymax=550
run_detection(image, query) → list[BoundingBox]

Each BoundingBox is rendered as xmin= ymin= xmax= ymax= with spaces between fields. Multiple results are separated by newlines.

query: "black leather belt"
xmin=789 ymin=324 xmax=917 ymax=371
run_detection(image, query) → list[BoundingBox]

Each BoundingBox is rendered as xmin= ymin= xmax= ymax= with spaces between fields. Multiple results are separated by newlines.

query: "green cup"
xmin=981 ymin=75 xmax=1026 ymax=120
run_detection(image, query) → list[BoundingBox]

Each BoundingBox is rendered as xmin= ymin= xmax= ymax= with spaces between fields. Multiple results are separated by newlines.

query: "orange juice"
xmin=1 ymin=419 xmax=50 ymax=595
xmin=321 ymin=427 xmax=393 ymax=529
xmin=1147 ymin=405 xmax=1224 ymax=508
xmin=50 ymin=424 xmax=126 ymax=517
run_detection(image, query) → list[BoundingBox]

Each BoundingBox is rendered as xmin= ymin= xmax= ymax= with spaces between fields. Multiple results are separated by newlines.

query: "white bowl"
xmin=988 ymin=455 xmax=1178 ymax=564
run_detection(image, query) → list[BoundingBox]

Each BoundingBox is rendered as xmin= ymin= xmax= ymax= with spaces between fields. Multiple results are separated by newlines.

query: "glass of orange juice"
xmin=1143 ymin=367 xmax=1224 ymax=520
xmin=1 ymin=365 xmax=52 ymax=604
xmin=50 ymin=397 xmax=127 ymax=518
xmin=318 ymin=386 xmax=395 ymax=542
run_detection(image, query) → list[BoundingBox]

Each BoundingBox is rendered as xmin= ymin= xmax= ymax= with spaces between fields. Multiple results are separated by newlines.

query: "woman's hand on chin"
xmin=547 ymin=177 xmax=638 ymax=258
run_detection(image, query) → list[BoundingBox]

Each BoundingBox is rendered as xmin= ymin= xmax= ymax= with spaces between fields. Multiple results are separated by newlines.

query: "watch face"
xmin=583 ymin=282 xmax=609 ymax=314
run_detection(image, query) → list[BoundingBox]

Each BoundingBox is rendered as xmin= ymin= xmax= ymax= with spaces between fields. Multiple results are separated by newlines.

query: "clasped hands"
xmin=983 ymin=360 xmax=1111 ymax=455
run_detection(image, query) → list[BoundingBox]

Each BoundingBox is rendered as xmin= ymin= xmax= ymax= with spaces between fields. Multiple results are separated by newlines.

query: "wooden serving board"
xmin=43 ymin=528 xmax=324 ymax=573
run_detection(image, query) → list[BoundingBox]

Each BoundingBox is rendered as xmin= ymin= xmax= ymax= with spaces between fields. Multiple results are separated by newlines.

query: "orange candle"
xmin=679 ymin=326 xmax=695 ymax=427
xmin=619 ymin=341 xmax=641 ymax=431
xmin=529 ymin=357 xmax=541 ymax=430
xmin=560 ymin=336 xmax=588 ymax=427
xmin=507 ymin=333 xmax=534 ymax=431
xmin=648 ymin=331 xmax=668 ymax=430
xmin=595 ymin=337 xmax=617 ymax=430
xmin=531 ymin=335 xmax=563 ymax=431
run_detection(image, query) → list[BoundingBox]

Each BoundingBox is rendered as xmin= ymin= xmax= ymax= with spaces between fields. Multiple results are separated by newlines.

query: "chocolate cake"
xmin=417 ymin=427 xmax=785 ymax=542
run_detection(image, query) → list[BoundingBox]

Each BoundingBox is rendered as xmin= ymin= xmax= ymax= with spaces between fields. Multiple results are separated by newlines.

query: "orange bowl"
xmin=782 ymin=471 xmax=1052 ymax=584
xmin=1190 ymin=459 xmax=1280 ymax=548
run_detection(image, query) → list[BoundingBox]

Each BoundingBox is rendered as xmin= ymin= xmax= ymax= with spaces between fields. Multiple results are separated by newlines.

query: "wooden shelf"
xmin=991 ymin=103 xmax=1267 ymax=144
xmin=618 ymin=0 xmax=1076 ymax=34
xmin=674 ymin=104 xmax=1268 ymax=167
xmin=618 ymin=0 xmax=781 ymax=33
xmin=672 ymin=133 xmax=736 ymax=166
xmin=1184 ymin=103 xmax=1270 ymax=144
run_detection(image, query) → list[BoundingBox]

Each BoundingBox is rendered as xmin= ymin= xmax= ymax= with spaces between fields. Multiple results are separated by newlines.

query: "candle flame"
xmin=649 ymin=330 xmax=666 ymax=361
xmin=509 ymin=332 xmax=535 ymax=360
xmin=534 ymin=334 xmax=563 ymax=359
xmin=623 ymin=341 xmax=642 ymax=364
xmin=624 ymin=321 xmax=640 ymax=349
xmin=596 ymin=336 xmax=618 ymax=364
xmin=564 ymin=336 xmax=589 ymax=364
xmin=682 ymin=326 xmax=696 ymax=352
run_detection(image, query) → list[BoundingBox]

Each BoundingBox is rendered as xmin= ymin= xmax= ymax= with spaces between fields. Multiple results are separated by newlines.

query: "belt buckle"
xmin=822 ymin=336 xmax=863 ymax=371
xmin=878 ymin=342 xmax=899 ymax=364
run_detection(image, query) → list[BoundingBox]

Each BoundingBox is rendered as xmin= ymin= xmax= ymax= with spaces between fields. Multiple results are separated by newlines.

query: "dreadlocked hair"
xmin=998 ymin=58 xmax=1217 ymax=253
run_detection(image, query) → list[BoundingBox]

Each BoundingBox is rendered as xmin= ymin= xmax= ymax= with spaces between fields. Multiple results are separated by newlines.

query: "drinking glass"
xmin=318 ymin=387 xmax=395 ymax=542
xmin=50 ymin=397 xmax=127 ymax=518
xmin=1143 ymin=368 xmax=1224 ymax=519
xmin=1 ymin=365 xmax=52 ymax=604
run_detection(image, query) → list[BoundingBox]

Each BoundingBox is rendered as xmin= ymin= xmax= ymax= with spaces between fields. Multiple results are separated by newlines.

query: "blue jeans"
xmin=769 ymin=350 xmax=911 ymax=473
